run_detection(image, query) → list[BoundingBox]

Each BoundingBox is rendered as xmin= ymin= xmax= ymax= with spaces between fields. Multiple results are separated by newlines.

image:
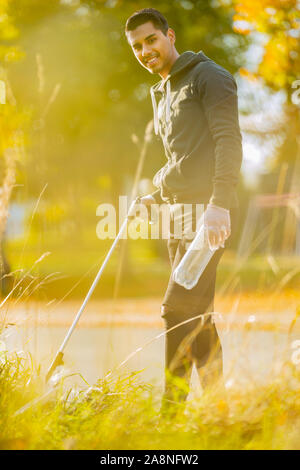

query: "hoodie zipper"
xmin=150 ymin=78 xmax=171 ymax=135
xmin=151 ymin=79 xmax=173 ymax=163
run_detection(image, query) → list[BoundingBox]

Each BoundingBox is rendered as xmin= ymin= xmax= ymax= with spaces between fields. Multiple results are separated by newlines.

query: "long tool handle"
xmin=46 ymin=198 xmax=138 ymax=382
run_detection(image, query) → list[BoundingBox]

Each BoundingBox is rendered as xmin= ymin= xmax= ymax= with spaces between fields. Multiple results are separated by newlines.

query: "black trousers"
xmin=161 ymin=204 xmax=239 ymax=402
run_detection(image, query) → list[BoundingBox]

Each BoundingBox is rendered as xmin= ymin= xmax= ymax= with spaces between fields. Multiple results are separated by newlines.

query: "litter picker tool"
xmin=45 ymin=197 xmax=140 ymax=383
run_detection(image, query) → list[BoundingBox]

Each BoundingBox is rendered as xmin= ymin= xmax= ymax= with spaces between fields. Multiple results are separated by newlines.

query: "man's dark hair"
xmin=125 ymin=8 xmax=169 ymax=35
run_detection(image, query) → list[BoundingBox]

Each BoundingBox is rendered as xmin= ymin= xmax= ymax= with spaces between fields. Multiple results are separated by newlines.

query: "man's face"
xmin=126 ymin=21 xmax=175 ymax=77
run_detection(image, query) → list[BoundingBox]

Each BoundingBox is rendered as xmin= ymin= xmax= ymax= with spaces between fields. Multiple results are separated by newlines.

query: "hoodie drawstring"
xmin=166 ymin=79 xmax=171 ymax=124
xmin=150 ymin=87 xmax=159 ymax=135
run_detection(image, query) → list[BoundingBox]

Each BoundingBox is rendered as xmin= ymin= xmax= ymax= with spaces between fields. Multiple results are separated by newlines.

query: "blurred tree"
xmin=0 ymin=0 xmax=253 ymax=296
xmin=233 ymin=0 xmax=300 ymax=252
xmin=0 ymin=0 xmax=30 ymax=293
xmin=233 ymin=0 xmax=299 ymax=170
xmin=7 ymin=0 xmax=249 ymax=208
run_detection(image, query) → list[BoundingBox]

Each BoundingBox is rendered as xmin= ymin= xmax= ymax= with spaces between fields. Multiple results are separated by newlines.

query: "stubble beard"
xmin=147 ymin=57 xmax=170 ymax=77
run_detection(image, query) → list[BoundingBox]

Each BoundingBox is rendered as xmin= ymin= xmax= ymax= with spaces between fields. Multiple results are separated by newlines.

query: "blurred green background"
xmin=0 ymin=0 xmax=299 ymax=300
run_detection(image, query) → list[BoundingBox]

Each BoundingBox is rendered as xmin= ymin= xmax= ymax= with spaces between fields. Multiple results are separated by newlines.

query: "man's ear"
xmin=167 ymin=28 xmax=176 ymax=44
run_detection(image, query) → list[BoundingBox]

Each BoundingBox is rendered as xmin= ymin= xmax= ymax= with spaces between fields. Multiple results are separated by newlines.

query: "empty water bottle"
xmin=172 ymin=221 xmax=218 ymax=290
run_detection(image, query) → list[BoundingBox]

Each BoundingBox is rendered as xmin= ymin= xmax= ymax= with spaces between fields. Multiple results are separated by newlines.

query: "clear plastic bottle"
xmin=172 ymin=222 xmax=218 ymax=290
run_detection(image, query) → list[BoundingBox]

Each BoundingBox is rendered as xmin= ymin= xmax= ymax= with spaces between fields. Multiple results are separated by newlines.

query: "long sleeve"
xmin=151 ymin=188 xmax=164 ymax=204
xmin=151 ymin=161 xmax=170 ymax=204
xmin=197 ymin=64 xmax=243 ymax=209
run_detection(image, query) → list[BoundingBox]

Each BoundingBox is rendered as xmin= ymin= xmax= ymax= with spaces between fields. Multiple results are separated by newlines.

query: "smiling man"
xmin=125 ymin=8 xmax=242 ymax=407
xmin=128 ymin=16 xmax=178 ymax=78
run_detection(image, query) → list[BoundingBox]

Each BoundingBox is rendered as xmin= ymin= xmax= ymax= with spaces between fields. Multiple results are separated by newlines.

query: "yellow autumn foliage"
xmin=233 ymin=0 xmax=300 ymax=91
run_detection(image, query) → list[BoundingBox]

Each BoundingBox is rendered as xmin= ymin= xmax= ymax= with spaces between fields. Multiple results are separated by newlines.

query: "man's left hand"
xmin=204 ymin=203 xmax=231 ymax=250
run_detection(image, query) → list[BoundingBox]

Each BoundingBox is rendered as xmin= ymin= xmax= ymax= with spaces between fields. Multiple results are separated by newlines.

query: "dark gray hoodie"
xmin=150 ymin=51 xmax=243 ymax=209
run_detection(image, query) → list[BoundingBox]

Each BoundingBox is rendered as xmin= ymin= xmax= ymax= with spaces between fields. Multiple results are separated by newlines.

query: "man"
xmin=125 ymin=8 xmax=242 ymax=405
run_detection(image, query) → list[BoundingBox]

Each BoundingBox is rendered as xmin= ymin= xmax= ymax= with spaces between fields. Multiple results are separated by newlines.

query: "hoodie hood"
xmin=150 ymin=51 xmax=209 ymax=134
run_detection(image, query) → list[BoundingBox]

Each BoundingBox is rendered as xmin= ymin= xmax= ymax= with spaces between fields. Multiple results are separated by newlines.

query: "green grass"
xmin=0 ymin=355 xmax=299 ymax=450
xmin=2 ymin=231 xmax=300 ymax=450
xmin=4 ymin=231 xmax=300 ymax=301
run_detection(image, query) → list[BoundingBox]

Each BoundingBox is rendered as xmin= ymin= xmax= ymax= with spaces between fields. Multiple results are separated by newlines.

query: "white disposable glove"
xmin=135 ymin=194 xmax=157 ymax=223
xmin=139 ymin=194 xmax=156 ymax=206
xmin=204 ymin=203 xmax=231 ymax=250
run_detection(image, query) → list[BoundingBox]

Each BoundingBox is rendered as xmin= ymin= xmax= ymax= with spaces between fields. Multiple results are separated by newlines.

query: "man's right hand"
xmin=136 ymin=194 xmax=157 ymax=223
xmin=139 ymin=194 xmax=156 ymax=206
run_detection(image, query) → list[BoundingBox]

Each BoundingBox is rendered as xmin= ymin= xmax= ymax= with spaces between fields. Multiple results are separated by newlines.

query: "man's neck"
xmin=159 ymin=50 xmax=180 ymax=80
